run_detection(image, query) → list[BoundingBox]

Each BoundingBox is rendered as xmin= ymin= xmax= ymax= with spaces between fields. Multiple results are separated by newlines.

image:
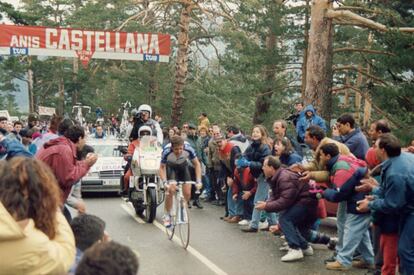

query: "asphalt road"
xmin=81 ymin=194 xmax=367 ymax=275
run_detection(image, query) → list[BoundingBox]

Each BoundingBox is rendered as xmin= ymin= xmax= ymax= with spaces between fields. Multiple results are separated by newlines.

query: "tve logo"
xmin=10 ymin=47 xmax=29 ymax=55
xmin=143 ymin=54 xmax=159 ymax=62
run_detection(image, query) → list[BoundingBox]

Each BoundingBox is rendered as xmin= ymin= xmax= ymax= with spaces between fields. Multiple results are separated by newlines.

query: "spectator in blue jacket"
xmin=0 ymin=128 xmax=33 ymax=160
xmin=272 ymin=136 xmax=302 ymax=166
xmin=296 ymin=105 xmax=327 ymax=143
xmin=357 ymin=134 xmax=414 ymax=275
xmin=335 ymin=113 xmax=369 ymax=160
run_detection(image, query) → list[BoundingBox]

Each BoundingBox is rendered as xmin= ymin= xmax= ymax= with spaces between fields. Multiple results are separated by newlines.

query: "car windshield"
xmin=92 ymin=144 xmax=122 ymax=157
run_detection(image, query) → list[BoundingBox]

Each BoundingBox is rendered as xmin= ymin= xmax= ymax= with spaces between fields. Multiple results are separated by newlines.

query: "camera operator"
xmin=285 ymin=102 xmax=304 ymax=127
xmin=129 ymin=104 xmax=163 ymax=144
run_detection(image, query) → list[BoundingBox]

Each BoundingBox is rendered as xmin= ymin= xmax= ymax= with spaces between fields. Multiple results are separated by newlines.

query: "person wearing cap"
xmin=186 ymin=123 xmax=198 ymax=149
xmin=215 ymin=134 xmax=243 ymax=223
xmin=185 ymin=123 xmax=204 ymax=209
xmin=26 ymin=113 xmax=39 ymax=130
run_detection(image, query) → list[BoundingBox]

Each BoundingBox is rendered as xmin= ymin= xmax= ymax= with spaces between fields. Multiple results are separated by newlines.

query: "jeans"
xmin=202 ymin=174 xmax=211 ymax=198
xmin=243 ymin=195 xmax=254 ymax=220
xmin=336 ymin=213 xmax=374 ymax=267
xmin=398 ymin=214 xmax=414 ymax=275
xmin=227 ymin=186 xmax=243 ymax=217
xmin=279 ymin=204 xmax=316 ymax=250
xmin=250 ymin=174 xmax=277 ymax=229
xmin=336 ymin=201 xmax=347 ymax=253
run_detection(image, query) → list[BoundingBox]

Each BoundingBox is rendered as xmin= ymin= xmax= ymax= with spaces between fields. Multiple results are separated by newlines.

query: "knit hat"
xmin=28 ymin=113 xmax=39 ymax=123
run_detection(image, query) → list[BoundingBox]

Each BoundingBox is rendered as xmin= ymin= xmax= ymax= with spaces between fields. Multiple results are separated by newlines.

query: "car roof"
xmin=87 ymin=137 xmax=128 ymax=146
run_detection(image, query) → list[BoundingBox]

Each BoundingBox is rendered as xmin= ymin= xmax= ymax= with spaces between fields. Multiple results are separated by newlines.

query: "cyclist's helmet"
xmin=137 ymin=104 xmax=152 ymax=117
xmin=138 ymin=125 xmax=152 ymax=137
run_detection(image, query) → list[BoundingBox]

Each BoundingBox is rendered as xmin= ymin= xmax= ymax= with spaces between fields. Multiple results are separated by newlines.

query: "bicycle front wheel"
xmin=178 ymin=199 xmax=190 ymax=249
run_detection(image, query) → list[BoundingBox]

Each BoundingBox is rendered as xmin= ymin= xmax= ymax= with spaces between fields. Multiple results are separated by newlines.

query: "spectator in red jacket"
xmin=37 ymin=125 xmax=97 ymax=221
xmin=232 ymin=166 xmax=257 ymax=225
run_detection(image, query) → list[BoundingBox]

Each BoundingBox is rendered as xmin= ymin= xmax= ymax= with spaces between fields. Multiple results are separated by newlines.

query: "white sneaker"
xmin=163 ymin=214 xmax=172 ymax=228
xmin=258 ymin=221 xmax=269 ymax=230
xmin=281 ymin=248 xmax=304 ymax=262
xmin=282 ymin=241 xmax=288 ymax=247
xmin=302 ymin=245 xmax=314 ymax=256
xmin=238 ymin=219 xmax=250 ymax=226
xmin=279 ymin=245 xmax=289 ymax=252
xmin=199 ymin=191 xmax=207 ymax=199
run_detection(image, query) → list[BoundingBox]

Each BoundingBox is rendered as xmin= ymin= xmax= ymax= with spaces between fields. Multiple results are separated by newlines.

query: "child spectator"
xmin=69 ymin=214 xmax=109 ymax=275
xmin=75 ymin=241 xmax=139 ymax=275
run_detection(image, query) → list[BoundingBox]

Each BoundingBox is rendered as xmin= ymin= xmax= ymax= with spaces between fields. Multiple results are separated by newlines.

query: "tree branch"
xmin=333 ymin=65 xmax=388 ymax=86
xmin=332 ymin=85 xmax=404 ymax=128
xmin=333 ymin=6 xmax=379 ymax=14
xmin=115 ymin=9 xmax=148 ymax=31
xmin=326 ymin=9 xmax=414 ymax=33
xmin=334 ymin=47 xmax=395 ymax=56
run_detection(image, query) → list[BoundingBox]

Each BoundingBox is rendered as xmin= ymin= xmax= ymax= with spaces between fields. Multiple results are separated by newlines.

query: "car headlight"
xmin=86 ymin=171 xmax=99 ymax=177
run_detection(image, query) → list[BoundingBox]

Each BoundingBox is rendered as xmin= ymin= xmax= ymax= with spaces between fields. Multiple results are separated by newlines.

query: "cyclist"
xmin=160 ymin=135 xmax=202 ymax=227
xmin=129 ymin=104 xmax=163 ymax=145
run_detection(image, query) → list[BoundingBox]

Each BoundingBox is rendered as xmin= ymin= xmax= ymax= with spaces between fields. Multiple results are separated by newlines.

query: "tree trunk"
xmin=28 ymin=69 xmax=34 ymax=113
xmin=171 ymin=4 xmax=192 ymax=126
xmin=27 ymin=57 xmax=34 ymax=113
xmin=252 ymin=33 xmax=277 ymax=125
xmin=58 ymin=76 xmax=65 ymax=116
xmin=72 ymin=58 xmax=79 ymax=106
xmin=252 ymin=1 xmax=282 ymax=125
xmin=148 ymin=64 xmax=159 ymax=107
xmin=301 ymin=0 xmax=310 ymax=97
xmin=344 ymin=74 xmax=350 ymax=107
xmin=354 ymin=64 xmax=363 ymax=124
xmin=304 ymin=0 xmax=334 ymax=122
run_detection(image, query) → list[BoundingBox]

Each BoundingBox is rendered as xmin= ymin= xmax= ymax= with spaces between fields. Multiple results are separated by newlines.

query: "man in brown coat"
xmin=256 ymin=156 xmax=317 ymax=262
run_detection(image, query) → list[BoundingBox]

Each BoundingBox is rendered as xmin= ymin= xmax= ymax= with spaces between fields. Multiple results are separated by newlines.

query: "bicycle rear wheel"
xmin=178 ymin=199 xmax=190 ymax=249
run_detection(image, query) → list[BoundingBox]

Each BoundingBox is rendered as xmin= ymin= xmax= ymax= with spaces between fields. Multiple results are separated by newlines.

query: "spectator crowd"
xmin=0 ymin=101 xmax=413 ymax=275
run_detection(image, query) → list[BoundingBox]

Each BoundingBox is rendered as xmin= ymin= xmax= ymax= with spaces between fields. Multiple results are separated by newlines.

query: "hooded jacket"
xmin=264 ymin=168 xmax=317 ymax=213
xmin=296 ymin=105 xmax=327 ymax=142
xmin=0 ymin=137 xmax=33 ymax=160
xmin=0 ymin=203 xmax=75 ymax=275
xmin=36 ymin=137 xmax=90 ymax=202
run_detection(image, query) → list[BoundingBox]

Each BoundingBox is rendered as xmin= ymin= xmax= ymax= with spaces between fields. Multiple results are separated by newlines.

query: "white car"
xmin=81 ymin=138 xmax=128 ymax=193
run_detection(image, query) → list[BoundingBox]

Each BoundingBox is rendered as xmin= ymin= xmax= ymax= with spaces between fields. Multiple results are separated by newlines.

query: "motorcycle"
xmin=127 ymin=135 xmax=164 ymax=223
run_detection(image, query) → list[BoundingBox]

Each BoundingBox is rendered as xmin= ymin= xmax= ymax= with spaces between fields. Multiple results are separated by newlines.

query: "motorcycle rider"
xmin=122 ymin=126 xmax=153 ymax=195
xmin=129 ymin=104 xmax=163 ymax=145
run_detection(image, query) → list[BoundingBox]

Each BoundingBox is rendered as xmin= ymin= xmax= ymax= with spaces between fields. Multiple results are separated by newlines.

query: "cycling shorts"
xmin=166 ymin=161 xmax=193 ymax=183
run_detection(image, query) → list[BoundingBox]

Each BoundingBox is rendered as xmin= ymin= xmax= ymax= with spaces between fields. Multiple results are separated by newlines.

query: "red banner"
xmin=0 ymin=24 xmax=171 ymax=65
